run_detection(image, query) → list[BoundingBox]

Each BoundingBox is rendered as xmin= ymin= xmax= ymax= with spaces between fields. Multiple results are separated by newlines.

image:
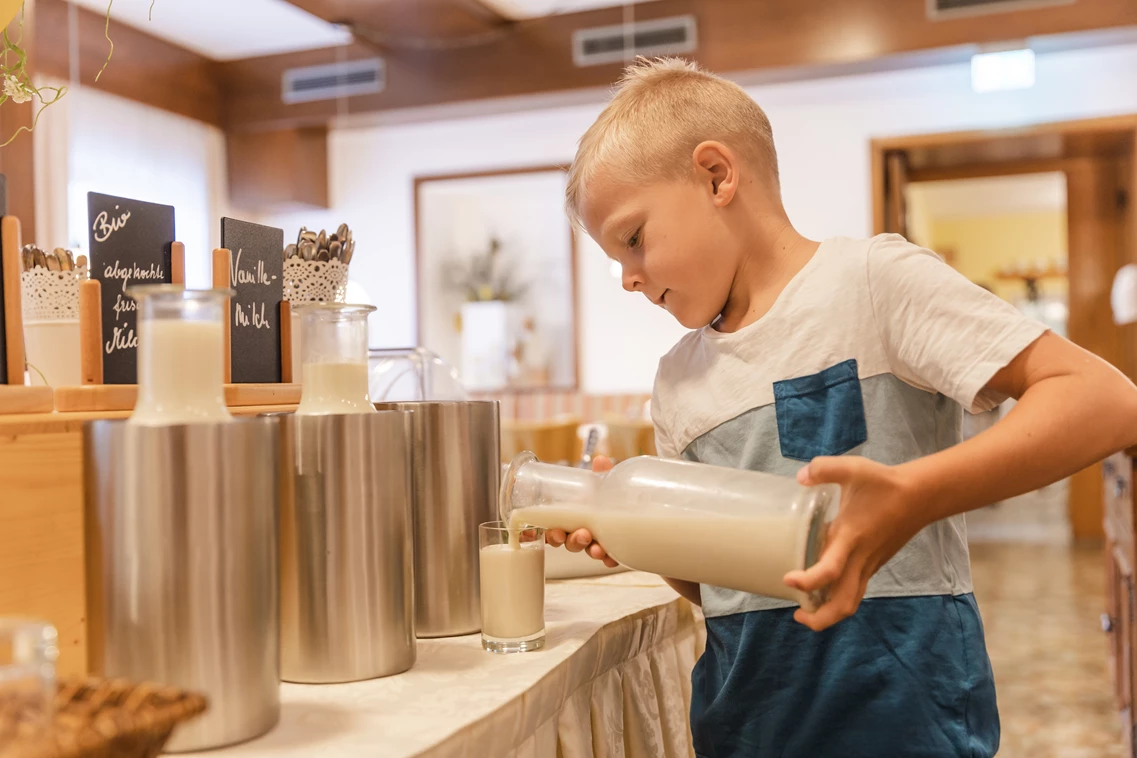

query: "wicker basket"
xmin=0 ymin=677 xmax=208 ymax=758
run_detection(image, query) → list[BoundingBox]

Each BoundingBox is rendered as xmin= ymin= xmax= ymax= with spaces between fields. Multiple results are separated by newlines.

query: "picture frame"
xmin=413 ymin=165 xmax=579 ymax=392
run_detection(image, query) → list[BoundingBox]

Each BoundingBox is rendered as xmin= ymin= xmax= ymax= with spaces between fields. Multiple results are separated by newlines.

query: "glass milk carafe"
xmin=128 ymin=286 xmax=231 ymax=426
xmin=294 ymin=303 xmax=377 ymax=415
xmin=500 ymin=453 xmax=839 ymax=610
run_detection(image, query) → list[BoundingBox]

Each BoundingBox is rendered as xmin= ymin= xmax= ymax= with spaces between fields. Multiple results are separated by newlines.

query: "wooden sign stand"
xmin=211 ymin=247 xmax=299 ymax=402
xmin=53 ymin=244 xmax=300 ymax=413
xmin=0 ymin=215 xmax=55 ymax=414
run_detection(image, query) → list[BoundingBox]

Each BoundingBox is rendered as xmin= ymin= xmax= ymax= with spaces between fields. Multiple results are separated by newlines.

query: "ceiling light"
xmin=971 ymin=48 xmax=1035 ymax=93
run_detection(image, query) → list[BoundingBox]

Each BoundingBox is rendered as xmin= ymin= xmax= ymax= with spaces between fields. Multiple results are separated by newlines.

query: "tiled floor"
xmin=971 ymin=541 xmax=1125 ymax=757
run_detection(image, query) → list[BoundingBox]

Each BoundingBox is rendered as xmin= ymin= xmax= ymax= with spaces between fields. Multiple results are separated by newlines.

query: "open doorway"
xmin=872 ymin=115 xmax=1137 ymax=543
xmin=908 ymin=173 xmax=1070 ymax=543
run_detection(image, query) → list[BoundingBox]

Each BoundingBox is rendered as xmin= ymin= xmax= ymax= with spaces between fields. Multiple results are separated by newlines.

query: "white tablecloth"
xmin=188 ymin=572 xmax=706 ymax=758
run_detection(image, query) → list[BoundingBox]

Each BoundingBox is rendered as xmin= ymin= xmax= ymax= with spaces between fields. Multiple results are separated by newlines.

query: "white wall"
xmin=64 ymin=86 xmax=230 ymax=290
xmin=258 ymin=41 xmax=1137 ymax=394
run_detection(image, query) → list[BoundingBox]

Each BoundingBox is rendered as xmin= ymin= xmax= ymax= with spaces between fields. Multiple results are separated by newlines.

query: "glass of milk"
xmin=0 ymin=617 xmax=59 ymax=740
xmin=294 ymin=303 xmax=377 ymax=415
xmin=479 ymin=521 xmax=546 ymax=654
xmin=500 ymin=452 xmax=840 ymax=611
xmin=128 ymin=285 xmax=232 ymax=426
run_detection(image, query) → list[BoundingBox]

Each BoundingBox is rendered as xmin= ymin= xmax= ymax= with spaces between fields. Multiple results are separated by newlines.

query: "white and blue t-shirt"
xmin=651 ymin=234 xmax=1046 ymax=757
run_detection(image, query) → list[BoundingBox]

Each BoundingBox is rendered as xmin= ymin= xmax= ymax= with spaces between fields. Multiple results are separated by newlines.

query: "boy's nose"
xmin=622 ymin=268 xmax=644 ymax=293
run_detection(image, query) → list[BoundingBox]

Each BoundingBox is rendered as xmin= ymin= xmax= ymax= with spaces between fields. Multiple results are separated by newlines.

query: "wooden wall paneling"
xmin=34 ymin=0 xmax=223 ymax=126
xmin=0 ymin=430 xmax=88 ymax=677
xmin=1066 ymin=156 xmax=1128 ymax=542
xmin=222 ymin=0 xmax=1137 ymax=130
xmin=0 ymin=2 xmax=37 ymax=244
xmin=227 ymin=127 xmax=329 ymax=211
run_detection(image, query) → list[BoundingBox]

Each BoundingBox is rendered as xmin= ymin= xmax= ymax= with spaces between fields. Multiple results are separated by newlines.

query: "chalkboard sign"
xmin=221 ymin=217 xmax=284 ymax=384
xmin=88 ymin=192 xmax=175 ymax=384
xmin=0 ymin=174 xmax=8 ymax=384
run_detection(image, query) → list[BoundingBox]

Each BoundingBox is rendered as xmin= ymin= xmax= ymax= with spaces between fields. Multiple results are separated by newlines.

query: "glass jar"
xmin=128 ymin=286 xmax=231 ymax=426
xmin=500 ymin=453 xmax=839 ymax=610
xmin=368 ymin=347 xmax=469 ymax=402
xmin=0 ymin=618 xmax=59 ymax=744
xmin=295 ymin=303 xmax=377 ymax=415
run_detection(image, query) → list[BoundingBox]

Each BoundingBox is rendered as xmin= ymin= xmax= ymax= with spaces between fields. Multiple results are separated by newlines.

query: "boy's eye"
xmin=627 ymin=230 xmax=642 ymax=249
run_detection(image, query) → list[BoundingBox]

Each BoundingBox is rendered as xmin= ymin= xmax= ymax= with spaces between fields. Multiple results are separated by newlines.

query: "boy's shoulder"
xmin=650 ymin=234 xmax=955 ymax=411
xmin=654 ymin=234 xmax=914 ymax=372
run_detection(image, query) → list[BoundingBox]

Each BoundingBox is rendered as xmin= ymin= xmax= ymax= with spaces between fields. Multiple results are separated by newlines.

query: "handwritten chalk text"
xmin=105 ymin=324 xmax=138 ymax=354
xmin=235 ymin=301 xmax=270 ymax=329
xmin=92 ymin=206 xmax=131 ymax=243
xmin=112 ymin=293 xmax=136 ymax=321
xmin=103 ymin=260 xmax=165 ymax=292
xmin=230 ymin=249 xmax=276 ymax=287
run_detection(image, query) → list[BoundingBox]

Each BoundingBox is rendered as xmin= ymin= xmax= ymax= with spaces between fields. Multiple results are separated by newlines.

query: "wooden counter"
xmin=0 ymin=405 xmax=295 ymax=676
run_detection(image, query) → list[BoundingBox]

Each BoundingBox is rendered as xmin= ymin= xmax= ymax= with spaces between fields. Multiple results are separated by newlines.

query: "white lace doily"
xmin=283 ymin=258 xmax=349 ymax=303
xmin=21 ymin=264 xmax=89 ymax=320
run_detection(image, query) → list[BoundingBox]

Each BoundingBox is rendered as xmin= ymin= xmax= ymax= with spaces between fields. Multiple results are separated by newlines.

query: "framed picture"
xmin=414 ymin=165 xmax=578 ymax=392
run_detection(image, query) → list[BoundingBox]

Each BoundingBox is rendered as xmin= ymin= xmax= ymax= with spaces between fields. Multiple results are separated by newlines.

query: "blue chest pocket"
xmin=773 ymin=359 xmax=867 ymax=462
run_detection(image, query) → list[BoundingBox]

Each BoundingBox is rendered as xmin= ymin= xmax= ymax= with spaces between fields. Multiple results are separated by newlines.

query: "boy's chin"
xmin=670 ymin=305 xmax=719 ymax=330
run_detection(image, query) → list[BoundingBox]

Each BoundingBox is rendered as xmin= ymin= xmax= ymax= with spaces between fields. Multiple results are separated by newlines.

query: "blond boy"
xmin=547 ymin=57 xmax=1137 ymax=757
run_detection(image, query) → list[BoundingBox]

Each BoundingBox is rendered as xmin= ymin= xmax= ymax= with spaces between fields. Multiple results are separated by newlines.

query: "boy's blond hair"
xmin=565 ymin=57 xmax=779 ymax=224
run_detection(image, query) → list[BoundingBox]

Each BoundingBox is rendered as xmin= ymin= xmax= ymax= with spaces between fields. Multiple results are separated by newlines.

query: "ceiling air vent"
xmin=928 ymin=0 xmax=1074 ymax=19
xmin=281 ymin=58 xmax=385 ymax=105
xmin=572 ymin=15 xmax=697 ymax=68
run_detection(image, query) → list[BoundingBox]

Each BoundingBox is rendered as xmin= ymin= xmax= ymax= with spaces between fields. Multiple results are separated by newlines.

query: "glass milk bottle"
xmin=128 ymin=286 xmax=231 ymax=426
xmin=500 ymin=453 xmax=839 ymax=610
xmin=294 ymin=303 xmax=377 ymax=415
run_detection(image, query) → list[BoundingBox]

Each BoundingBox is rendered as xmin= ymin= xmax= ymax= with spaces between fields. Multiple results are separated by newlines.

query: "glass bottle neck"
xmin=500 ymin=453 xmax=602 ymax=523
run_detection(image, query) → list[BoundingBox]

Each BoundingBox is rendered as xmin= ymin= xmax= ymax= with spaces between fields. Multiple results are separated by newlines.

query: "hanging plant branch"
xmin=0 ymin=20 xmax=66 ymax=146
xmin=95 ymin=0 xmax=114 ymax=82
xmin=0 ymin=0 xmax=146 ymax=144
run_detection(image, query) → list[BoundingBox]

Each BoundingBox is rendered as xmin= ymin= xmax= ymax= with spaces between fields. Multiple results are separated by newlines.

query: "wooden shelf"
xmin=0 ymin=404 xmax=298 ymax=437
xmin=0 ymin=386 xmax=54 ymax=414
xmin=53 ymin=383 xmax=302 ymax=413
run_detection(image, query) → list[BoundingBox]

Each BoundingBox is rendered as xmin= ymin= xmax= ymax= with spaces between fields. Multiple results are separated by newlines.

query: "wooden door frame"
xmin=870 ymin=115 xmax=1137 ymax=543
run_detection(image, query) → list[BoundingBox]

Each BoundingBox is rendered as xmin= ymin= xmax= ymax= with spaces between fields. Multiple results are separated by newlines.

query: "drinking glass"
xmin=478 ymin=522 xmax=545 ymax=654
xmin=0 ymin=618 xmax=58 ymax=743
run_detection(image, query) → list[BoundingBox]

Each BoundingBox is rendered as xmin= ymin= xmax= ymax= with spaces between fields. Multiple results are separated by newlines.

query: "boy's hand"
xmin=783 ymin=456 xmax=926 ymax=632
xmin=544 ymin=456 xmax=620 ymax=568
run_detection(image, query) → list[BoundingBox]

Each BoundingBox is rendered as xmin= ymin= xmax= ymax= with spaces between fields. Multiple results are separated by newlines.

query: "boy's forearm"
xmin=903 ymin=367 xmax=1137 ymax=526
xmin=663 ymin=577 xmax=702 ymax=605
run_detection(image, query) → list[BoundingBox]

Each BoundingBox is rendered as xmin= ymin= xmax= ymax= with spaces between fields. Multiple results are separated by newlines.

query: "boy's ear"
xmin=692 ymin=141 xmax=738 ymax=206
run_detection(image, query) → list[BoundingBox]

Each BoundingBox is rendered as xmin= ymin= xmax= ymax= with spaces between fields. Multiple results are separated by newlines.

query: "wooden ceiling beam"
xmin=284 ymin=0 xmax=509 ymax=39
xmin=220 ymin=0 xmax=1137 ymax=132
xmin=35 ymin=0 xmax=224 ymax=127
